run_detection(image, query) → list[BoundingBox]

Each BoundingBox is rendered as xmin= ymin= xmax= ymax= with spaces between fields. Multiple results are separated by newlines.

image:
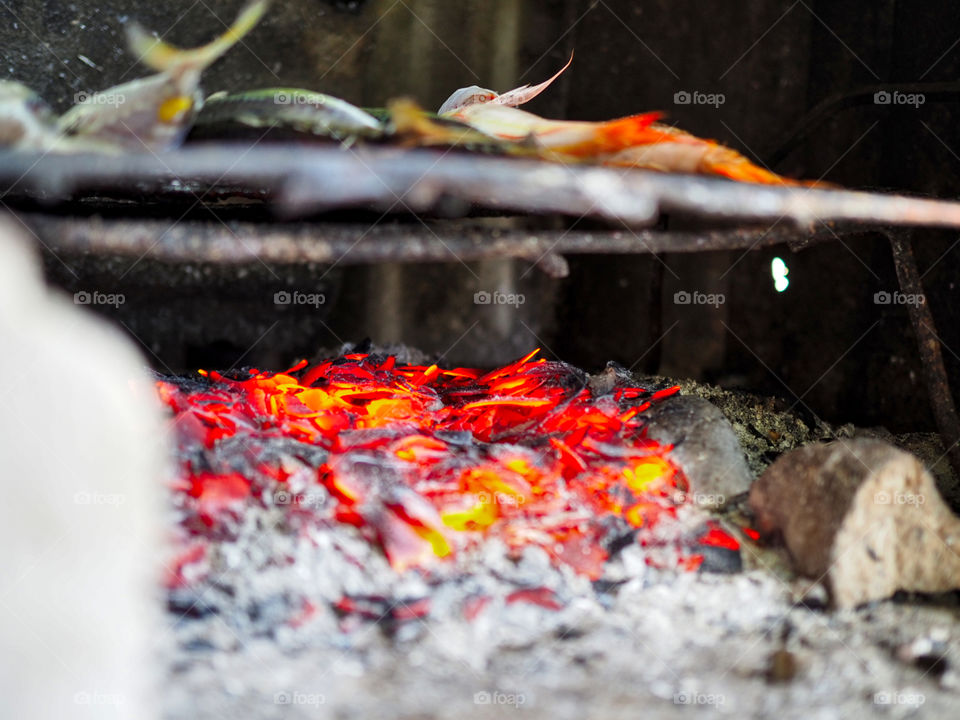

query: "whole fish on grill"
xmin=0 ymin=0 xmax=269 ymax=153
xmin=58 ymin=0 xmax=269 ymax=151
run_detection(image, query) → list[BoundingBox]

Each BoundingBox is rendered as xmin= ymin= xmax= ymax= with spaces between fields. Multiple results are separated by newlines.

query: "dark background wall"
xmin=6 ymin=0 xmax=960 ymax=433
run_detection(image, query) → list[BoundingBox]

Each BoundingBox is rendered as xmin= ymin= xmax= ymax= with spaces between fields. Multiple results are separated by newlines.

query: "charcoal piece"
xmin=168 ymin=590 xmax=220 ymax=620
xmin=697 ymin=543 xmax=743 ymax=574
xmin=749 ymin=438 xmax=960 ymax=608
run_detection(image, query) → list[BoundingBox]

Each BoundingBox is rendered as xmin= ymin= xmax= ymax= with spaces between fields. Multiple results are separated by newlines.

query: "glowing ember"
xmin=157 ymin=349 xmax=737 ymax=581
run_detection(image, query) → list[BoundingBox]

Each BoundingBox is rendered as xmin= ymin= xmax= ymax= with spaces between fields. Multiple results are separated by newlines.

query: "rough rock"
xmin=749 ymin=438 xmax=960 ymax=609
xmin=644 ymin=395 xmax=753 ymax=508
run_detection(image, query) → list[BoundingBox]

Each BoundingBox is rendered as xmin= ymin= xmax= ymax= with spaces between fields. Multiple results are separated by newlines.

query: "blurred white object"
xmin=0 ymin=217 xmax=163 ymax=719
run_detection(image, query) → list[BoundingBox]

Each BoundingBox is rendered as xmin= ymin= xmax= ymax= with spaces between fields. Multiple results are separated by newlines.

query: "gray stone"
xmin=643 ymin=395 xmax=753 ymax=508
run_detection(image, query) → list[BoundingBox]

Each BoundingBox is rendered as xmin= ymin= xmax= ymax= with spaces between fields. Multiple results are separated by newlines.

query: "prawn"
xmin=439 ymin=54 xmax=805 ymax=185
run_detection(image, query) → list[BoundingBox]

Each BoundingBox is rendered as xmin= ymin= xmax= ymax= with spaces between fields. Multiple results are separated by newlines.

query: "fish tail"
xmin=388 ymin=98 xmax=500 ymax=149
xmin=387 ymin=98 xmax=445 ymax=141
xmin=593 ymin=112 xmax=663 ymax=153
xmin=699 ymin=145 xmax=805 ymax=185
xmin=126 ymin=0 xmax=269 ymax=74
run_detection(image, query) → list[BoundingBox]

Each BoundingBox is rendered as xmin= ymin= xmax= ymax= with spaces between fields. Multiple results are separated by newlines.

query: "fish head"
xmin=57 ymin=73 xmax=203 ymax=151
xmin=438 ymin=86 xmax=499 ymax=116
xmin=438 ymin=53 xmax=573 ymax=117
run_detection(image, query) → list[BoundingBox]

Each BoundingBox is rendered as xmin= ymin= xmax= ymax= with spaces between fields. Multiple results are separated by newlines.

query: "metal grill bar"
xmin=5 ymin=146 xmax=960 ymax=228
xmin=19 ymin=213 xmax=865 ymax=279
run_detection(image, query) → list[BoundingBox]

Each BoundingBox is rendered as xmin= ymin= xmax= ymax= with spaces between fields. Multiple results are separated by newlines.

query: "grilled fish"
xmin=57 ymin=0 xmax=269 ymax=151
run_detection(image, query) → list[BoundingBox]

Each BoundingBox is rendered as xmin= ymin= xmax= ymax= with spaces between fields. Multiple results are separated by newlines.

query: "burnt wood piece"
xmin=750 ymin=438 xmax=960 ymax=609
xmin=7 ymin=147 xmax=960 ymax=228
xmin=888 ymin=230 xmax=960 ymax=480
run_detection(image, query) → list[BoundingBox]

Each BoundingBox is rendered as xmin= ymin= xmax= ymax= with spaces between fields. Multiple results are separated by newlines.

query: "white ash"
xmin=166 ymin=559 xmax=960 ymax=719
xmin=164 ymin=488 xmax=960 ymax=719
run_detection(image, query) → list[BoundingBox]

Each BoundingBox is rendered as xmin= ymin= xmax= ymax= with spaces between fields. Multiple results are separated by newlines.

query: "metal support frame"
xmin=888 ymin=230 xmax=960 ymax=479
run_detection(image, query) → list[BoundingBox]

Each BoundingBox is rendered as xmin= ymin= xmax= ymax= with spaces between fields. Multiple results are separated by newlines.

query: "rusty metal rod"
xmin=18 ymin=212 xmax=857 ymax=280
xmin=888 ymin=230 xmax=960 ymax=479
